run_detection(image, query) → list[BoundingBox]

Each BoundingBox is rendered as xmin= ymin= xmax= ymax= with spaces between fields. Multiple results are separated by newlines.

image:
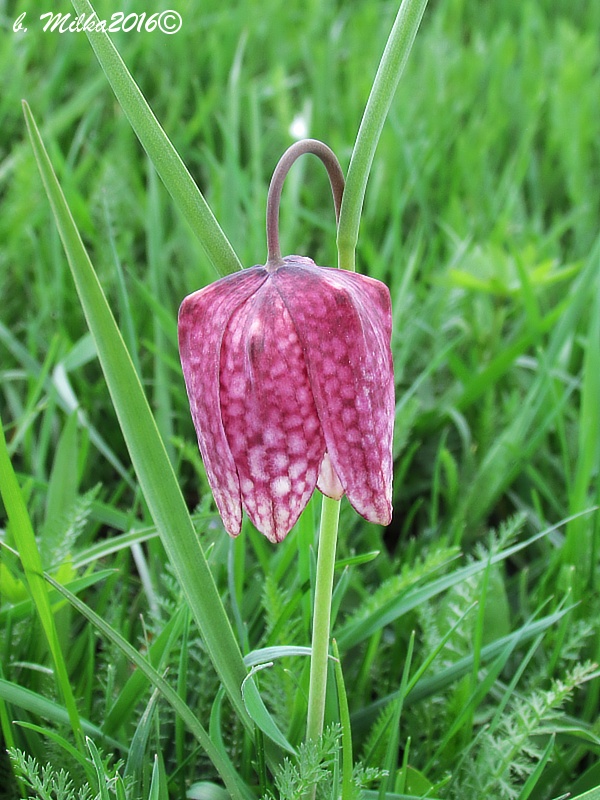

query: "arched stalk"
xmin=265 ymin=139 xmax=345 ymax=270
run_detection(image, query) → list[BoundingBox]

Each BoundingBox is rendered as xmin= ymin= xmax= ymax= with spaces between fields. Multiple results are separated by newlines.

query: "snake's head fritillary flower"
xmin=178 ymin=139 xmax=394 ymax=543
xmin=178 ymin=254 xmax=394 ymax=543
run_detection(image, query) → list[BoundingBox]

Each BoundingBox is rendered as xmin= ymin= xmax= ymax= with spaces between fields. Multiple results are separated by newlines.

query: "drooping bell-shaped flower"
xmin=178 ymin=140 xmax=394 ymax=543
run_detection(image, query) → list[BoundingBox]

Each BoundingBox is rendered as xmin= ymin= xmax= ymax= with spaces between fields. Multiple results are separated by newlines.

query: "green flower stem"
xmin=306 ymin=494 xmax=341 ymax=743
xmin=337 ymin=0 xmax=428 ymax=272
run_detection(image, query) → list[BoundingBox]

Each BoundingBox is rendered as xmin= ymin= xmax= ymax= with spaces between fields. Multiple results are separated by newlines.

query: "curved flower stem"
xmin=264 ymin=139 xmax=345 ymax=746
xmin=265 ymin=139 xmax=345 ymax=269
xmin=337 ymin=0 xmax=428 ymax=272
xmin=306 ymin=494 xmax=341 ymax=743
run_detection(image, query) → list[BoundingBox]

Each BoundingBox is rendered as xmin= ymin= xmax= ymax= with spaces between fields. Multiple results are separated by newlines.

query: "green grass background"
xmin=1 ymin=0 xmax=600 ymax=797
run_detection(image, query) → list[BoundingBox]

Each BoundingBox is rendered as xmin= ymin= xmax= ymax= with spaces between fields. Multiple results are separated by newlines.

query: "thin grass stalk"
xmin=0 ymin=413 xmax=85 ymax=757
xmin=70 ymin=0 xmax=242 ymax=277
xmin=332 ymin=640 xmax=354 ymax=800
xmin=46 ymin=574 xmax=253 ymax=800
xmin=22 ymin=101 xmax=254 ymax=737
xmin=304 ymin=0 xmax=428 ymax=758
xmin=564 ymin=266 xmax=600 ymax=573
xmin=337 ymin=0 xmax=428 ymax=272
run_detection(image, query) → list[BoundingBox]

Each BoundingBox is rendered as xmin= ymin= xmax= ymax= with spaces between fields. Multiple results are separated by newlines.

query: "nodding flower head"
xmin=178 ymin=140 xmax=394 ymax=543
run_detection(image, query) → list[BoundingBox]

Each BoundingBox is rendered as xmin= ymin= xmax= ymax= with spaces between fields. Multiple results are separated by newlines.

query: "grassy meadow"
xmin=1 ymin=0 xmax=600 ymax=797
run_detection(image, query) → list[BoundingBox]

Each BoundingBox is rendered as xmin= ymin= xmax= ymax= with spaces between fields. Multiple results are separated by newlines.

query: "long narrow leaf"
xmin=337 ymin=0 xmax=428 ymax=270
xmin=460 ymin=239 xmax=600 ymax=529
xmin=15 ymin=722 xmax=90 ymax=775
xmin=87 ymin=737 xmax=111 ymax=800
xmin=104 ymin=605 xmax=186 ymax=736
xmin=569 ymin=789 xmax=600 ymax=800
xmin=0 ymin=679 xmax=123 ymax=752
xmin=332 ymin=640 xmax=354 ymax=800
xmin=46 ymin=574 xmax=254 ymax=800
xmin=352 ymin=605 xmax=574 ymax=731
xmin=0 ymin=413 xmax=84 ymax=751
xmin=565 ymin=264 xmax=600 ymax=566
xmin=0 ymin=567 xmax=117 ymax=626
xmin=70 ymin=0 xmax=242 ymax=277
xmin=336 ymin=513 xmax=587 ymax=649
xmin=0 ymin=319 xmax=132 ymax=485
xmin=22 ymin=101 xmax=253 ymax=734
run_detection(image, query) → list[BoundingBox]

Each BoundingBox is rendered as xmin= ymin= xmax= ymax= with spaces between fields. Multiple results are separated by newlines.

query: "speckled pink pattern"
xmin=219 ymin=282 xmax=325 ymax=542
xmin=178 ymin=268 xmax=268 ymax=536
xmin=275 ymin=256 xmax=393 ymax=526
xmin=178 ymin=255 xmax=394 ymax=542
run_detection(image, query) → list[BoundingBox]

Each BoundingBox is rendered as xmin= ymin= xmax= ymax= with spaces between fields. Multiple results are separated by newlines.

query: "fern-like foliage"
xmin=359 ymin=699 xmax=397 ymax=767
xmin=264 ymin=726 xmax=387 ymax=800
xmin=448 ymin=661 xmax=598 ymax=799
xmin=8 ymin=749 xmax=92 ymax=800
xmin=263 ymin=725 xmax=341 ymax=800
xmin=261 ymin=573 xmax=302 ymax=647
xmin=256 ymin=574 xmax=304 ymax=730
xmin=399 ymin=520 xmax=520 ymax=763
xmin=346 ymin=541 xmax=461 ymax=630
xmin=43 ymin=485 xmax=101 ymax=570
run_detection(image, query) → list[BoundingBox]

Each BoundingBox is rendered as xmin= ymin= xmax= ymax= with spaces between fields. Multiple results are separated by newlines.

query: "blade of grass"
xmin=146 ymin=163 xmax=176 ymax=466
xmin=569 ymin=788 xmax=600 ymax=800
xmin=71 ymin=526 xmax=161 ymax=571
xmin=22 ymin=101 xmax=254 ymax=738
xmin=352 ymin=604 xmax=574 ymax=732
xmin=379 ymin=631 xmax=415 ymax=800
xmin=41 ymin=410 xmax=79 ymax=558
xmin=2 ymin=334 xmax=59 ymax=458
xmin=424 ymin=629 xmax=523 ymax=772
xmin=0 ymin=567 xmax=118 ymax=627
xmin=102 ymin=189 xmax=141 ymax=378
xmin=148 ymin=754 xmax=169 ymax=800
xmin=451 ymin=302 xmax=565 ymax=416
xmin=87 ymin=736 xmax=111 ymax=800
xmin=104 ymin=604 xmax=186 ymax=737
xmin=337 ymin=0 xmax=429 ymax=271
xmin=517 ymin=734 xmax=555 ymax=800
xmin=0 ymin=411 xmax=84 ymax=753
xmin=0 ymin=678 xmax=124 ymax=752
xmin=459 ymin=239 xmax=600 ymax=529
xmin=124 ymin=686 xmax=161 ymax=791
xmin=332 ymin=640 xmax=353 ymax=800
xmin=337 ymin=515 xmax=567 ymax=649
xmin=175 ymin=607 xmax=191 ymax=800
xmin=564 ymin=266 xmax=600 ymax=570
xmin=0 ymin=665 xmax=25 ymax=799
xmin=45 ymin=573 xmax=254 ymax=800
xmin=363 ymin=793 xmax=443 ymax=800
xmin=70 ymin=0 xmax=242 ymax=277
xmin=443 ymin=631 xmax=546 ymax=795
xmin=0 ymin=320 xmax=133 ymax=486
xmin=14 ymin=721 xmax=90 ymax=776
xmin=241 ymin=666 xmax=296 ymax=754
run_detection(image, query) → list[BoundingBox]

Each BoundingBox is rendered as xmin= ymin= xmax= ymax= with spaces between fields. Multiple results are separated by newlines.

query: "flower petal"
xmin=317 ymin=451 xmax=344 ymax=500
xmin=219 ymin=279 xmax=326 ymax=542
xmin=275 ymin=256 xmax=394 ymax=525
xmin=178 ymin=268 xmax=268 ymax=535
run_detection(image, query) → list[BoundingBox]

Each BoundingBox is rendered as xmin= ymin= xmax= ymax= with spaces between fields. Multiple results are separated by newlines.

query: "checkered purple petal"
xmin=275 ymin=256 xmax=394 ymax=525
